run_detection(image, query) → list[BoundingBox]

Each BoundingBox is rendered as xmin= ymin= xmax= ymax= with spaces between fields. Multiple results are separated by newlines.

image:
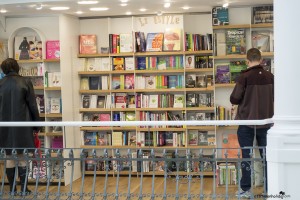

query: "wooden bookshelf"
xmin=78 ymin=71 xmax=111 ymax=75
xmin=185 ymin=68 xmax=214 ymax=73
xmin=43 ymin=58 xmax=60 ymax=63
xmin=187 ymin=126 xmax=215 ymax=131
xmin=135 ymin=69 xmax=184 ymax=74
xmin=45 ymin=113 xmax=62 ymax=118
xmin=111 ymin=70 xmax=135 ymax=74
xmin=79 ymin=108 xmax=111 ymax=112
xmin=213 ymin=52 xmax=274 ymax=60
xmin=79 ymin=89 xmax=111 ymax=94
xmin=34 ymin=86 xmax=44 ymax=90
xmin=136 ymin=108 xmax=185 ymax=111
xmin=78 ymin=53 xmax=109 ymax=58
xmin=137 ymin=128 xmax=186 ymax=132
xmin=17 ymin=59 xmax=43 ymax=64
xmin=135 ymin=88 xmax=185 ymax=93
xmin=213 ymin=24 xmax=251 ymax=30
xmin=215 ymin=84 xmax=235 ymax=88
xmin=80 ymin=127 xmax=112 ymax=131
xmin=184 ymin=50 xmax=213 ymax=55
xmin=185 ymin=107 xmax=215 ymax=111
xmin=135 ymin=51 xmax=184 ymax=56
xmin=45 ymin=87 xmax=61 ymax=91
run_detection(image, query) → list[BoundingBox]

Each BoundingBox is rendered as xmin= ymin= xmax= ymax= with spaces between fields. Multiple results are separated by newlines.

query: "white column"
xmin=267 ymin=0 xmax=300 ymax=199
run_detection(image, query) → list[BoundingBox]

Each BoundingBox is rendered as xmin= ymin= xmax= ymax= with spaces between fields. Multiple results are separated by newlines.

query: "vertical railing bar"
xmin=103 ymin=149 xmax=109 ymax=200
xmin=150 ymin=149 xmax=155 ymax=200
xmin=237 ymin=148 xmax=242 ymax=200
xmin=67 ymin=149 xmax=75 ymax=200
xmin=44 ymin=149 xmax=52 ymax=200
xmin=162 ymin=149 xmax=167 ymax=200
xmin=187 ymin=149 xmax=192 ymax=200
xmin=79 ymin=149 xmax=86 ymax=200
xmin=138 ymin=149 xmax=143 ymax=200
xmin=126 ymin=149 xmax=132 ymax=200
xmin=224 ymin=149 xmax=229 ymax=200
xmin=56 ymin=149 xmax=63 ymax=200
xmin=212 ymin=149 xmax=216 ymax=200
xmin=0 ymin=149 xmax=5 ymax=198
xmin=91 ymin=149 xmax=97 ymax=200
xmin=114 ymin=149 xmax=121 ymax=200
xmin=199 ymin=149 xmax=204 ymax=200
xmin=175 ymin=149 xmax=179 ymax=200
xmin=263 ymin=147 xmax=267 ymax=196
xmin=12 ymin=149 xmax=18 ymax=199
xmin=250 ymin=147 xmax=254 ymax=200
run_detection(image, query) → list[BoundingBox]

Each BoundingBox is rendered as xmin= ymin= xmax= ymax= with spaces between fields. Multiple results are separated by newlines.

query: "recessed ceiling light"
xmin=164 ymin=3 xmax=171 ymax=8
xmin=75 ymin=11 xmax=83 ymax=14
xmin=139 ymin=8 xmax=146 ymax=12
xmin=182 ymin=6 xmax=190 ymax=10
xmin=78 ymin=1 xmax=98 ymax=4
xmin=126 ymin=11 xmax=132 ymax=15
xmin=156 ymin=11 xmax=163 ymax=16
xmin=0 ymin=9 xmax=7 ymax=13
xmin=223 ymin=3 xmax=229 ymax=8
xmin=36 ymin=4 xmax=43 ymax=10
xmin=120 ymin=0 xmax=128 ymax=2
xmin=50 ymin=7 xmax=70 ymax=10
xmin=120 ymin=3 xmax=127 ymax=6
xmin=90 ymin=7 xmax=109 ymax=11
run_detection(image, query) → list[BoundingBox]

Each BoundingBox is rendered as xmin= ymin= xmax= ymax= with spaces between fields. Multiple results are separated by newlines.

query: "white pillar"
xmin=267 ymin=0 xmax=300 ymax=199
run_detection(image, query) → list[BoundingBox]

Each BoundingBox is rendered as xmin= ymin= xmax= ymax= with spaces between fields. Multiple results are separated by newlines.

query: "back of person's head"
xmin=247 ymin=48 xmax=261 ymax=62
xmin=1 ymin=58 xmax=20 ymax=74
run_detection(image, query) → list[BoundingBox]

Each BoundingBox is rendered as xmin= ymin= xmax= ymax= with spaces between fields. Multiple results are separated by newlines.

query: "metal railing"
xmin=0 ymin=119 xmax=272 ymax=199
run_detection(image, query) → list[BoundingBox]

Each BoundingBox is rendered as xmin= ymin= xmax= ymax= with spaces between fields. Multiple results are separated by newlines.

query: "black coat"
xmin=0 ymin=72 xmax=40 ymax=153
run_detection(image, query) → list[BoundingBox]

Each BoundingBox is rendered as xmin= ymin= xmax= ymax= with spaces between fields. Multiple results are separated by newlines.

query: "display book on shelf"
xmin=78 ymin=29 xmax=216 ymax=175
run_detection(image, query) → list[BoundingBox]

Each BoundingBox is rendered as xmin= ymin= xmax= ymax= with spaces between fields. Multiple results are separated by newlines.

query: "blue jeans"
xmin=237 ymin=125 xmax=269 ymax=191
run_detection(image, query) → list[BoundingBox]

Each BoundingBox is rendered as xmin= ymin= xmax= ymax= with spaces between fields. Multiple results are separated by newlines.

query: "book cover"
xmin=157 ymin=57 xmax=167 ymax=70
xmin=136 ymin=57 xmax=146 ymax=70
xmin=50 ymin=98 xmax=61 ymax=113
xmin=146 ymin=33 xmax=164 ymax=52
xmin=46 ymin=40 xmax=60 ymax=59
xmin=97 ymin=96 xmax=106 ymax=108
xmin=89 ymin=76 xmax=100 ymax=90
xmin=186 ymin=74 xmax=196 ymax=88
xmin=79 ymin=34 xmax=97 ymax=54
xmin=222 ymin=133 xmax=239 ymax=158
xmin=84 ymin=132 xmax=98 ymax=145
xmin=173 ymin=94 xmax=184 ymax=108
xmin=120 ymin=33 xmax=133 ymax=53
xmin=98 ymin=132 xmax=108 ymax=146
xmin=112 ymin=132 xmax=123 ymax=146
xmin=80 ymin=77 xmax=89 ymax=90
xmin=125 ymin=112 xmax=136 ymax=121
xmin=113 ymin=57 xmax=125 ymax=70
xmin=229 ymin=60 xmax=247 ymax=83
xmin=125 ymin=57 xmax=134 ymax=70
xmin=128 ymin=132 xmax=136 ymax=146
xmin=207 ymin=133 xmax=215 ymax=146
xmin=252 ymin=5 xmax=273 ymax=24
xmin=82 ymin=95 xmax=90 ymax=108
xmin=115 ymin=93 xmax=127 ymax=108
xmin=14 ymin=36 xmax=35 ymax=60
xmin=145 ymin=76 xmax=156 ymax=89
xmin=185 ymin=55 xmax=195 ymax=69
xmin=186 ymin=93 xmax=196 ymax=107
xmin=215 ymin=64 xmax=230 ymax=84
xmin=36 ymin=95 xmax=45 ymax=113
xmin=196 ymin=112 xmax=206 ymax=121
xmin=212 ymin=7 xmax=229 ymax=26
xmin=125 ymin=74 xmax=134 ymax=89
xmin=112 ymin=76 xmax=121 ymax=90
xmin=168 ymin=75 xmax=177 ymax=89
xmin=198 ymin=93 xmax=208 ymax=107
xmin=127 ymin=95 xmax=135 ymax=108
xmin=196 ymin=74 xmax=207 ymax=88
xmin=260 ymin=58 xmax=272 ymax=73
xmin=163 ymin=29 xmax=181 ymax=51
xmin=148 ymin=95 xmax=159 ymax=108
xmin=188 ymin=130 xmax=198 ymax=146
xmin=101 ymin=57 xmax=110 ymax=71
xmin=226 ymin=29 xmax=246 ymax=55
xmin=198 ymin=131 xmax=208 ymax=146
xmin=251 ymin=31 xmax=271 ymax=52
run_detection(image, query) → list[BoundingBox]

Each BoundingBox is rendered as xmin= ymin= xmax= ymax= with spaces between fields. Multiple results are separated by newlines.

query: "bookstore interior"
xmin=0 ymin=0 xmax=274 ymax=186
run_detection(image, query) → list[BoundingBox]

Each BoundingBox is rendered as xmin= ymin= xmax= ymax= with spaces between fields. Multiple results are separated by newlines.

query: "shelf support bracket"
xmin=0 ymin=15 xmax=6 ymax=32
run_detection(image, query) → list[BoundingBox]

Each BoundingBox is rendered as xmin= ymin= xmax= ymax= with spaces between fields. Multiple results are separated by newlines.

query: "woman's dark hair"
xmin=1 ymin=58 xmax=20 ymax=74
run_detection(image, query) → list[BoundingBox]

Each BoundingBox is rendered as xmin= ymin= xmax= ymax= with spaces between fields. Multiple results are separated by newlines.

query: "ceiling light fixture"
xmin=36 ymin=4 xmax=43 ymax=10
xmin=156 ymin=11 xmax=163 ymax=16
xmin=139 ymin=8 xmax=146 ymax=12
xmin=0 ymin=9 xmax=7 ymax=13
xmin=78 ymin=1 xmax=98 ymax=4
xmin=164 ymin=3 xmax=171 ymax=8
xmin=120 ymin=0 xmax=128 ymax=2
xmin=223 ymin=3 xmax=229 ymax=8
xmin=182 ymin=6 xmax=190 ymax=10
xmin=90 ymin=7 xmax=109 ymax=11
xmin=120 ymin=3 xmax=127 ymax=6
xmin=50 ymin=7 xmax=70 ymax=10
xmin=126 ymin=11 xmax=132 ymax=15
xmin=75 ymin=11 xmax=83 ymax=14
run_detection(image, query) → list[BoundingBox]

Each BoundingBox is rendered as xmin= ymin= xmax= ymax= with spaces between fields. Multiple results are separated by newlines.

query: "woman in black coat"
xmin=0 ymin=58 xmax=40 ymax=195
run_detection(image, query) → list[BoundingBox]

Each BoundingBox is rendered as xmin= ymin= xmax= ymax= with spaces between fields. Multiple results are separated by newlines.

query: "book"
xmin=145 ymin=76 xmax=156 ymax=89
xmin=112 ymin=132 xmax=123 ymax=146
xmin=198 ymin=131 xmax=208 ymax=146
xmin=222 ymin=133 xmax=240 ymax=158
xmin=84 ymin=132 xmax=98 ymax=145
xmin=173 ymin=94 xmax=184 ymax=108
xmin=196 ymin=75 xmax=207 ymax=88
xmin=188 ymin=130 xmax=198 ymax=146
xmin=112 ymin=76 xmax=121 ymax=90
xmin=46 ymin=40 xmax=60 ymax=59
xmin=251 ymin=31 xmax=271 ymax=52
xmin=80 ymin=77 xmax=89 ymax=90
xmin=146 ymin=33 xmax=164 ymax=52
xmin=229 ymin=60 xmax=247 ymax=83
xmin=82 ymin=95 xmax=90 ymax=108
xmin=115 ymin=93 xmax=127 ymax=108
xmin=148 ymin=95 xmax=159 ymax=108
xmin=252 ymin=5 xmax=273 ymax=24
xmin=119 ymin=33 xmax=133 ymax=53
xmin=89 ymin=77 xmax=100 ymax=90
xmin=101 ymin=57 xmax=110 ymax=71
xmin=79 ymin=34 xmax=97 ymax=54
xmin=98 ymin=132 xmax=108 ymax=146
xmin=96 ymin=96 xmax=106 ymax=108
xmin=212 ymin=7 xmax=229 ymax=26
xmin=125 ymin=112 xmax=135 ymax=121
xmin=215 ymin=64 xmax=230 ymax=84
xmin=186 ymin=93 xmax=196 ymax=107
xmin=14 ymin=36 xmax=35 ymax=60
xmin=168 ymin=75 xmax=177 ymax=89
xmin=113 ymin=57 xmax=125 ymax=70
xmin=36 ymin=95 xmax=45 ymax=113
xmin=186 ymin=74 xmax=196 ymax=88
xmin=124 ymin=74 xmax=134 ymax=89
xmin=163 ymin=29 xmax=181 ymax=51
xmin=125 ymin=57 xmax=134 ymax=70
xmin=50 ymin=98 xmax=61 ymax=113
xmin=226 ymin=29 xmax=246 ymax=55
xmin=185 ymin=55 xmax=195 ymax=69
xmin=136 ymin=57 xmax=146 ymax=70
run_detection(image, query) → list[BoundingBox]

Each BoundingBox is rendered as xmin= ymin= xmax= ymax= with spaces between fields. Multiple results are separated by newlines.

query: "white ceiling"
xmin=0 ymin=0 xmax=273 ymax=18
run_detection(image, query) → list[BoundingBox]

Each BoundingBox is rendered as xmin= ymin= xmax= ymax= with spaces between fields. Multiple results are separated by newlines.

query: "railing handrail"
xmin=0 ymin=118 xmax=273 ymax=127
